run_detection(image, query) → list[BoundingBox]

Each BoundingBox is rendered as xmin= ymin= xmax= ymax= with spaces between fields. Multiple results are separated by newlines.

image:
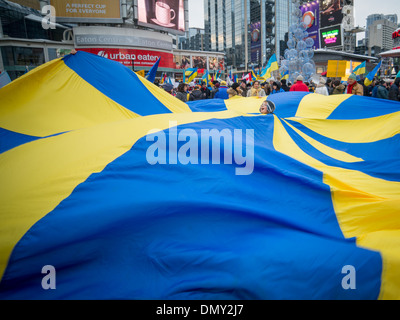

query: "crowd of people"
xmin=156 ymin=74 xmax=400 ymax=103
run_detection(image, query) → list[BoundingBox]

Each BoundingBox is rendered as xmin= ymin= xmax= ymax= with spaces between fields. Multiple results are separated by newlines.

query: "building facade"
xmin=203 ymin=0 xmax=293 ymax=73
xmin=368 ymin=18 xmax=398 ymax=55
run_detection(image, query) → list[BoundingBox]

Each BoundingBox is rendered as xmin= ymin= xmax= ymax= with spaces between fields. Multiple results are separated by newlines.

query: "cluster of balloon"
xmin=280 ymin=0 xmax=316 ymax=84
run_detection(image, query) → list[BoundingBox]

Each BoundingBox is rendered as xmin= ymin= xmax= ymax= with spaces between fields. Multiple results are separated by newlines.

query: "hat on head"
xmin=296 ymin=75 xmax=304 ymax=81
xmin=163 ymin=83 xmax=173 ymax=92
xmin=348 ymin=74 xmax=357 ymax=80
xmin=220 ymin=81 xmax=227 ymax=86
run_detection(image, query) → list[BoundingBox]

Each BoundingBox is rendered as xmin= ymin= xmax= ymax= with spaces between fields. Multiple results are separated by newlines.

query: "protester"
xmin=247 ymin=80 xmax=266 ymax=98
xmin=259 ymin=100 xmax=276 ymax=114
xmin=227 ymin=83 xmax=243 ymax=99
xmin=280 ymin=79 xmax=290 ymax=92
xmin=263 ymin=82 xmax=272 ymax=95
xmin=346 ymin=74 xmax=363 ymax=96
xmin=210 ymin=81 xmax=220 ymax=99
xmin=162 ymin=83 xmax=174 ymax=95
xmin=326 ymin=78 xmax=334 ymax=95
xmin=270 ymin=82 xmax=285 ymax=94
xmin=201 ymin=81 xmax=211 ymax=99
xmin=289 ymin=75 xmax=309 ymax=92
xmin=314 ymin=77 xmax=329 ymax=96
xmin=332 ymin=79 xmax=345 ymax=95
xmin=189 ymin=85 xmax=205 ymax=101
xmin=176 ymin=83 xmax=188 ymax=102
xmin=214 ymin=81 xmax=229 ymax=99
xmin=388 ymin=78 xmax=400 ymax=101
xmin=376 ymin=80 xmax=389 ymax=100
xmin=368 ymin=79 xmax=377 ymax=97
xmin=239 ymin=80 xmax=249 ymax=97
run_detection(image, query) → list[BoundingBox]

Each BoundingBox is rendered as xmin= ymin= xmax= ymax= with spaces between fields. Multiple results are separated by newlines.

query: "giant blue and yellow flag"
xmin=1 ymin=51 xmax=400 ymax=300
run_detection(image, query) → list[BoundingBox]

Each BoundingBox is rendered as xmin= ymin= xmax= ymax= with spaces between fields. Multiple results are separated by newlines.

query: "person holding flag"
xmin=389 ymin=71 xmax=400 ymax=101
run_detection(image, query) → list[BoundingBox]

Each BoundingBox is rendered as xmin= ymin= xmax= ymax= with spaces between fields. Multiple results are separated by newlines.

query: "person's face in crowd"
xmin=260 ymin=103 xmax=269 ymax=114
xmin=273 ymin=85 xmax=277 ymax=90
xmin=347 ymin=78 xmax=356 ymax=85
xmin=253 ymin=81 xmax=260 ymax=89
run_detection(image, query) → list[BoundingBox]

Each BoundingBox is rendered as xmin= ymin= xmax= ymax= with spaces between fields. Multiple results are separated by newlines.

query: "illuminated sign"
xmin=137 ymin=0 xmax=186 ymax=35
xmin=50 ymin=0 xmax=122 ymax=23
xmin=78 ymin=48 xmax=175 ymax=69
xmin=300 ymin=1 xmax=320 ymax=49
xmin=320 ymin=25 xmax=342 ymax=48
xmin=320 ymin=0 xmax=343 ymax=28
xmin=393 ymin=29 xmax=400 ymax=49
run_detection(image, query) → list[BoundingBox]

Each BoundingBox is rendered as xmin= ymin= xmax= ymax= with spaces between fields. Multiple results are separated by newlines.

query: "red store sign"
xmin=78 ymin=48 xmax=175 ymax=69
xmin=393 ymin=29 xmax=400 ymax=50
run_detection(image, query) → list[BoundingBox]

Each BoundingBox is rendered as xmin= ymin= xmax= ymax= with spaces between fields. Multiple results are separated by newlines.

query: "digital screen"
xmin=320 ymin=25 xmax=342 ymax=48
xmin=137 ymin=0 xmax=186 ymax=35
xmin=320 ymin=0 xmax=343 ymax=28
xmin=50 ymin=0 xmax=122 ymax=23
xmin=300 ymin=1 xmax=320 ymax=49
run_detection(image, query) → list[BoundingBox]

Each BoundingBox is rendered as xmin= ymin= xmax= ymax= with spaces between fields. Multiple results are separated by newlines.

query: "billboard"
xmin=300 ymin=1 xmax=320 ymax=49
xmin=137 ymin=0 xmax=186 ymax=35
xmin=320 ymin=25 xmax=343 ymax=48
xmin=78 ymin=48 xmax=175 ymax=69
xmin=250 ymin=21 xmax=262 ymax=64
xmin=320 ymin=0 xmax=343 ymax=28
xmin=192 ymin=56 xmax=207 ymax=69
xmin=174 ymin=54 xmax=191 ymax=69
xmin=50 ymin=0 xmax=122 ymax=23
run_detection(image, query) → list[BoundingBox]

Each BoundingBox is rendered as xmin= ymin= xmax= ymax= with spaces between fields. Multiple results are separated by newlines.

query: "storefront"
xmin=74 ymin=26 xmax=176 ymax=72
xmin=379 ymin=28 xmax=400 ymax=76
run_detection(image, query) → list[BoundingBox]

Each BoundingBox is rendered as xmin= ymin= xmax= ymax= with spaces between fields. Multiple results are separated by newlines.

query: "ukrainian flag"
xmin=364 ymin=61 xmax=382 ymax=87
xmin=280 ymin=69 xmax=289 ymax=81
xmin=1 ymin=51 xmax=400 ymax=300
xmin=251 ymin=67 xmax=257 ymax=81
xmin=202 ymin=70 xmax=211 ymax=86
xmin=261 ymin=54 xmax=279 ymax=79
xmin=352 ymin=61 xmax=366 ymax=76
xmin=184 ymin=68 xmax=198 ymax=84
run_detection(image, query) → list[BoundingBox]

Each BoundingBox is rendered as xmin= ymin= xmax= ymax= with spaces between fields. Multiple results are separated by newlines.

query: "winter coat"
xmin=176 ymin=91 xmax=188 ymax=102
xmin=289 ymin=81 xmax=309 ymax=92
xmin=189 ymin=89 xmax=205 ymax=101
xmin=332 ymin=84 xmax=345 ymax=95
xmin=376 ymin=85 xmax=389 ymax=99
xmin=388 ymin=82 xmax=400 ymax=101
xmin=214 ymin=86 xmax=229 ymax=99
xmin=315 ymin=85 xmax=329 ymax=96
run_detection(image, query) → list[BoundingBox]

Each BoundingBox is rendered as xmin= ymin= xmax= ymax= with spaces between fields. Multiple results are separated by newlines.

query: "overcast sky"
xmin=188 ymin=0 xmax=400 ymax=35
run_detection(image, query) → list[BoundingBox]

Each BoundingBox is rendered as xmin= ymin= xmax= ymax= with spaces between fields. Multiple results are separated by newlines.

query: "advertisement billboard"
xmin=300 ymin=1 xmax=320 ymax=49
xmin=320 ymin=25 xmax=343 ymax=48
xmin=50 ymin=0 xmax=122 ymax=23
xmin=320 ymin=0 xmax=343 ymax=28
xmin=174 ymin=54 xmax=191 ymax=69
xmin=78 ymin=48 xmax=175 ymax=69
xmin=192 ymin=56 xmax=207 ymax=69
xmin=137 ymin=0 xmax=186 ymax=35
xmin=250 ymin=21 xmax=262 ymax=64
